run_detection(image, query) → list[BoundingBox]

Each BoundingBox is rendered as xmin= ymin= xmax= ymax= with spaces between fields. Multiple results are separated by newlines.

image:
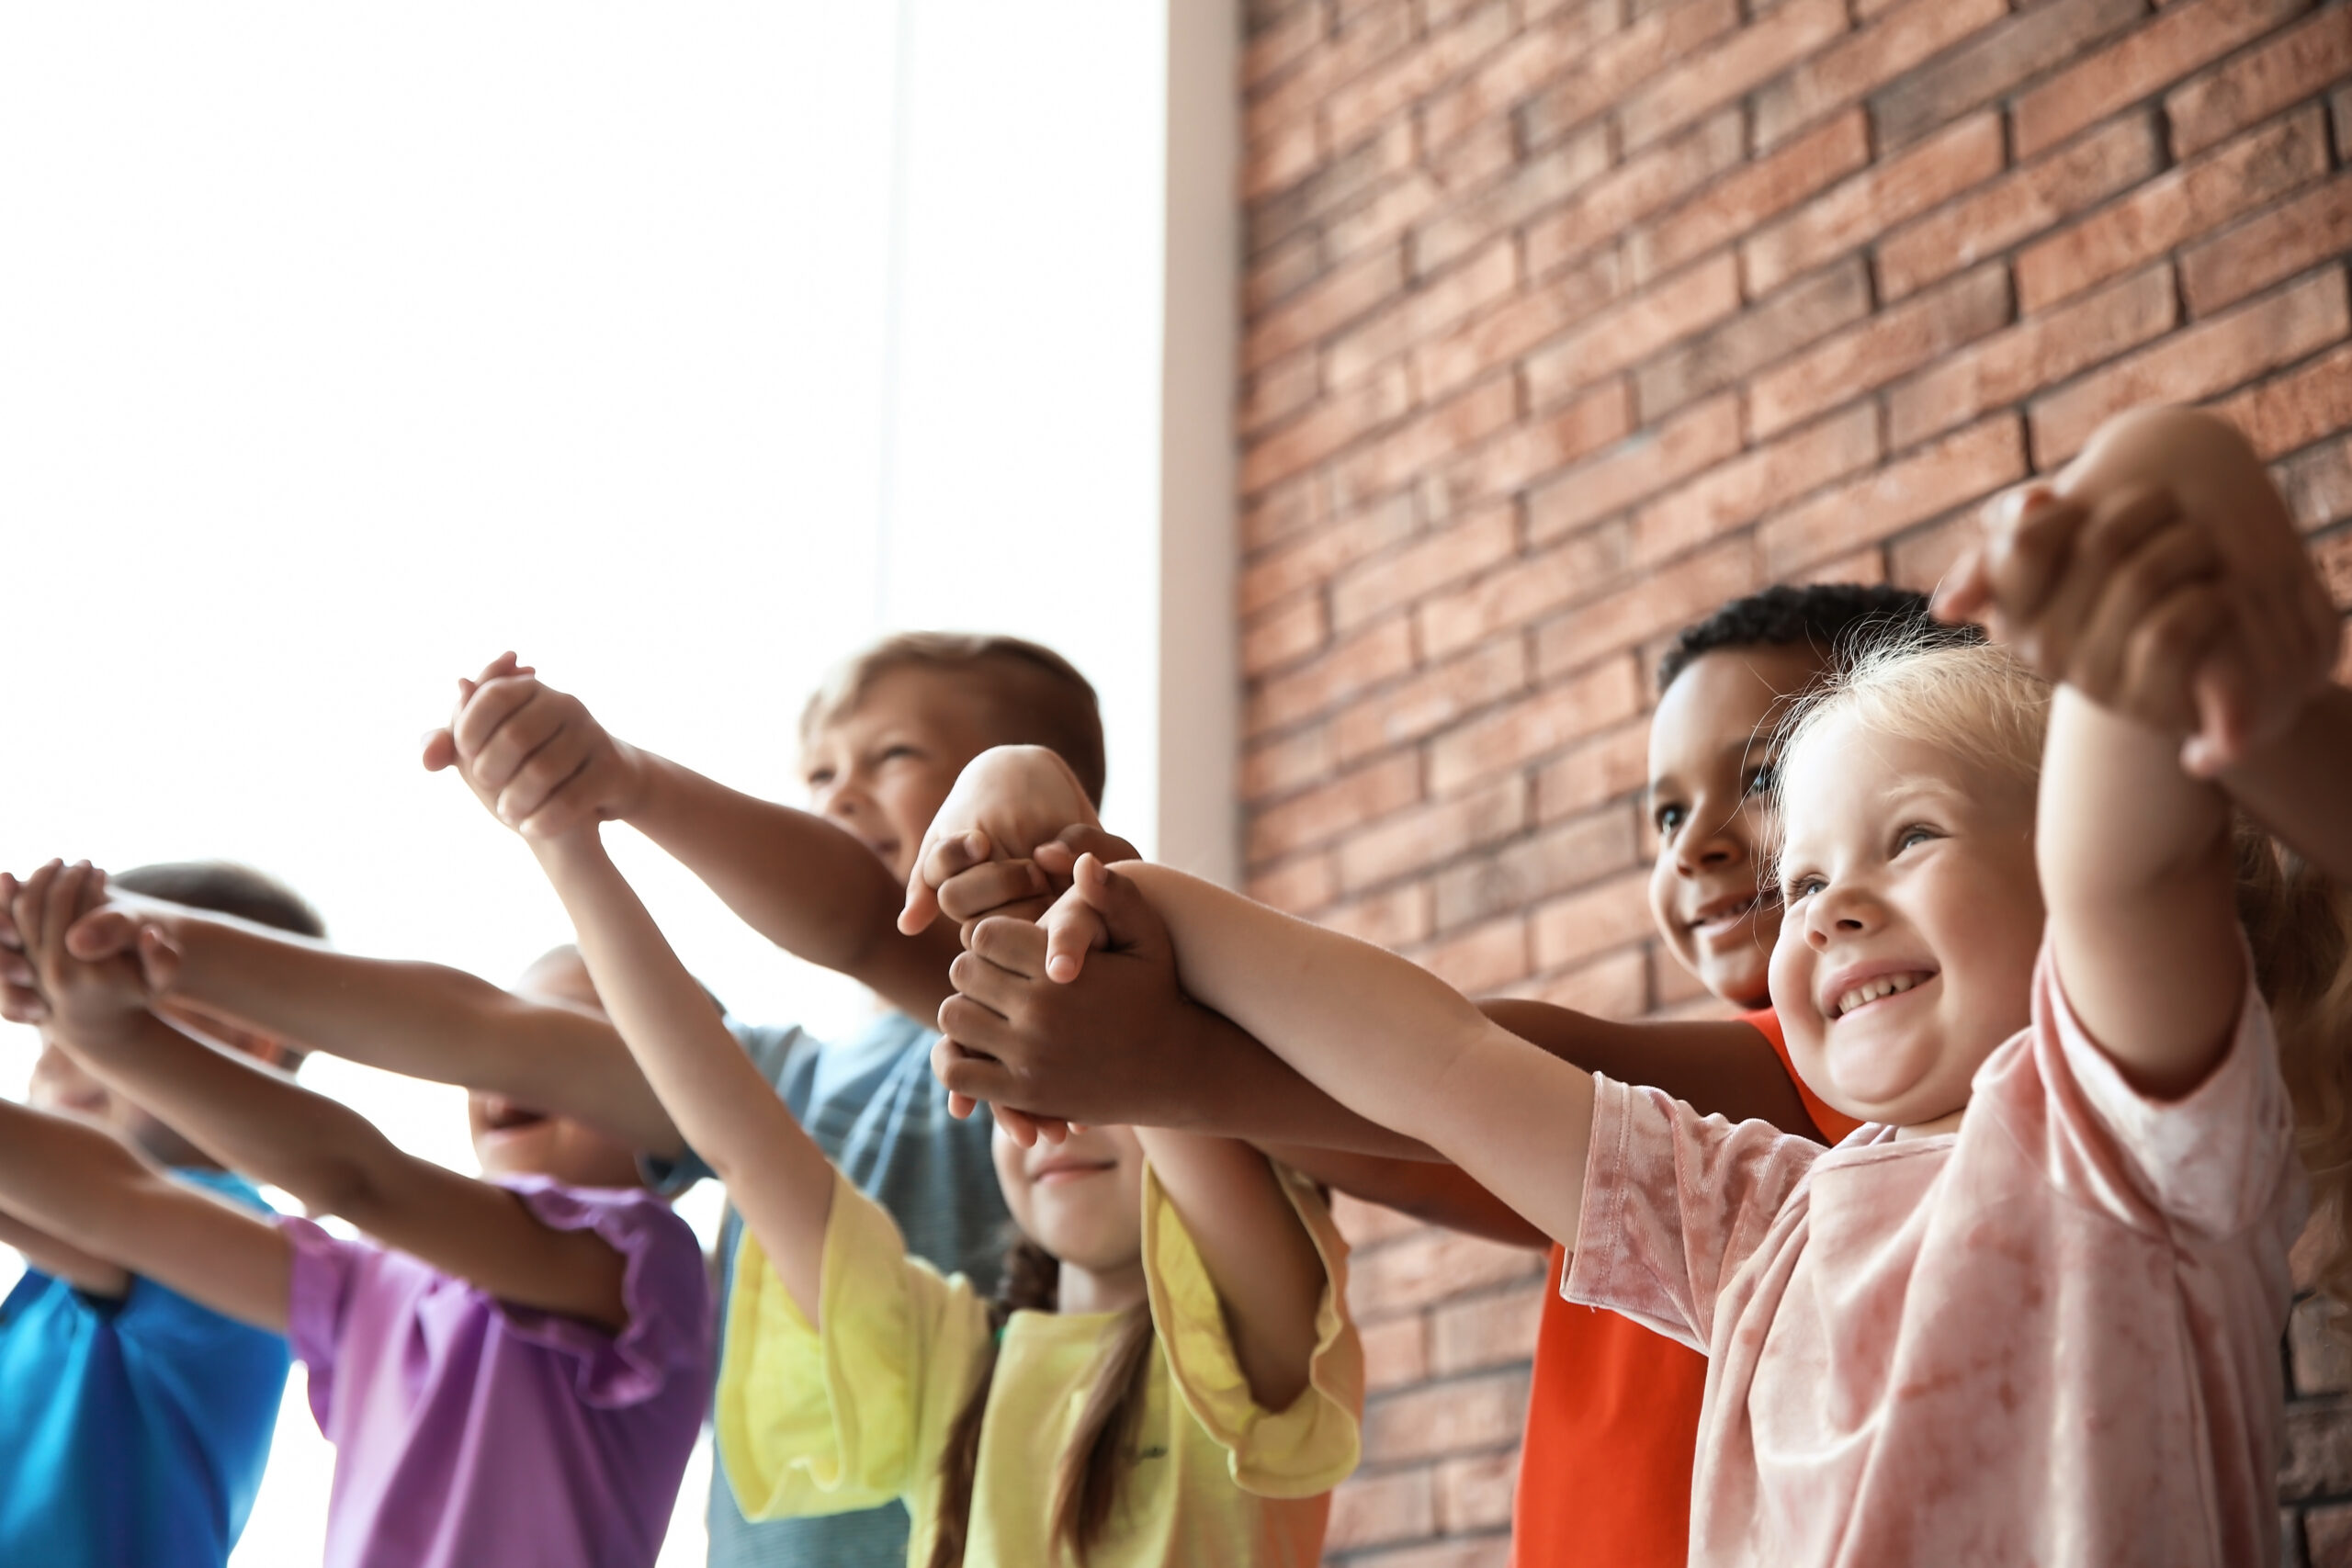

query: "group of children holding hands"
xmin=2 ymin=400 xmax=2347 ymax=1567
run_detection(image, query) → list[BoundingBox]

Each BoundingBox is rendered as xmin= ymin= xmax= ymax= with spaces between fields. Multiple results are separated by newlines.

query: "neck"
xmin=1057 ymin=1258 xmax=1148 ymax=1315
xmin=1896 ymin=1106 xmax=1965 ymax=1140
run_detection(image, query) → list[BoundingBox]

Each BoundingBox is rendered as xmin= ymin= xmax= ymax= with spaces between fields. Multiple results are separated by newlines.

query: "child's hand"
xmin=423 ymin=653 xmax=650 ymax=838
xmin=928 ymin=824 xmax=1142 ymax=931
xmin=1035 ymin=853 xmax=1131 ymax=985
xmin=898 ymin=746 xmax=1102 ymax=935
xmin=10 ymin=862 xmax=164 ymax=1048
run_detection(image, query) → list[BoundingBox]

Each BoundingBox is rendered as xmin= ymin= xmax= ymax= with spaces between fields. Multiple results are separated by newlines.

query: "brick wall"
xmin=1232 ymin=0 xmax=2352 ymax=1561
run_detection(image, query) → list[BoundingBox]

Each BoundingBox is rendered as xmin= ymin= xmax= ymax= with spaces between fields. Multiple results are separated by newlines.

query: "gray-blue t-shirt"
xmin=648 ymin=1010 xmax=1010 ymax=1568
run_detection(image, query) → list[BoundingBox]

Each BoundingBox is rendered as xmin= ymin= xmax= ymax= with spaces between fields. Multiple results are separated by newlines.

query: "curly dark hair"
xmin=1656 ymin=583 xmax=1984 ymax=694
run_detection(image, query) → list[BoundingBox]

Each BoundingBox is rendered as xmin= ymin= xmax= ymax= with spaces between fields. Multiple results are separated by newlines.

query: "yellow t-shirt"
xmin=717 ymin=1163 xmax=1363 ymax=1568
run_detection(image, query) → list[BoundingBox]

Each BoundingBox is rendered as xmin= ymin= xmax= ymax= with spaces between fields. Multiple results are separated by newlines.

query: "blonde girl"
xmin=446 ymin=715 xmax=1363 ymax=1568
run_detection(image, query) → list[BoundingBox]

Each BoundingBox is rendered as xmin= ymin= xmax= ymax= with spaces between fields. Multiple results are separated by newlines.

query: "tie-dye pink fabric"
xmin=1565 ymin=942 xmax=2303 ymax=1567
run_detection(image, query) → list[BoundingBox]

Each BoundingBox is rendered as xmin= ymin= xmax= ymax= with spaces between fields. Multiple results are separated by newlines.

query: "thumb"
xmin=1072 ymin=853 xmax=1154 ymax=953
xmin=65 ymin=907 xmax=141 ymax=963
xmin=421 ymin=727 xmax=458 ymax=773
xmin=2181 ymin=660 xmax=2246 ymax=779
xmin=1929 ymin=542 xmax=1992 ymax=623
xmin=135 ymin=926 xmax=184 ymax=995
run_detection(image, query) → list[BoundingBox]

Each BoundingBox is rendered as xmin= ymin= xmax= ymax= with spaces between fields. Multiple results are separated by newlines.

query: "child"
xmin=0 ymin=633 xmax=1128 ymax=1568
xmin=447 ymin=722 xmax=1366 ymax=1567
xmin=7 ymin=860 xmax=710 ymax=1568
xmin=0 ymin=861 xmax=311 ymax=1568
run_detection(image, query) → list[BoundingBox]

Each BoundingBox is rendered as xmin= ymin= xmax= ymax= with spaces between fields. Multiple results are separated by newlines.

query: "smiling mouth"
xmin=1032 ymin=1162 xmax=1116 ymax=1185
xmin=1690 ymin=895 xmax=1760 ymax=936
xmin=1831 ymin=972 xmax=1933 ymax=1018
xmin=481 ymin=1100 xmax=551 ymax=1134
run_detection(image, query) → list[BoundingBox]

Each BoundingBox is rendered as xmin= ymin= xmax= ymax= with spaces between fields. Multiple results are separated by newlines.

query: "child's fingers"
xmin=2068 ymin=519 xmax=2225 ymax=708
xmin=62 ymin=905 xmax=140 ymax=964
xmin=469 ymin=691 xmax=569 ymax=795
xmin=899 ymin=829 xmax=990 ymax=935
xmin=963 ymin=916 xmax=1051 ymax=982
xmin=497 ymin=727 xmax=592 ymax=829
xmin=993 ymin=1102 xmax=1044 ymax=1148
xmin=448 ymin=675 xmax=543 ymax=763
xmin=16 ymin=860 xmax=64 ymax=960
xmin=0 ymin=872 xmax=22 ymax=953
xmin=1930 ymin=539 xmax=1993 ymax=623
xmin=2020 ymin=488 xmax=2178 ymax=676
xmin=1978 ymin=486 xmax=2075 ymax=625
xmin=936 ymin=858 xmax=1048 ymax=925
xmin=135 ymin=925 xmax=185 ymax=995
xmin=40 ymin=863 xmax=92 ymax=967
xmin=1040 ymin=900 xmax=1109 ymax=985
xmin=420 ymin=727 xmax=459 ymax=773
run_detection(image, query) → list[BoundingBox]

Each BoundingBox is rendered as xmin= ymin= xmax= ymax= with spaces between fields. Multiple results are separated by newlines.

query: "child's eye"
xmin=1895 ymin=825 xmax=1938 ymax=852
xmin=1653 ymin=802 xmax=1687 ymax=835
xmin=805 ymin=768 xmax=835 ymax=789
xmin=1743 ymin=761 xmax=1778 ymax=799
xmin=1783 ymin=874 xmax=1823 ymax=901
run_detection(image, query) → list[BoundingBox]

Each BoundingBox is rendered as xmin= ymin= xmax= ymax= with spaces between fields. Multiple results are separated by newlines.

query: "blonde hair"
xmin=1779 ymin=639 xmax=2352 ymax=1310
xmin=800 ymin=632 xmax=1106 ymax=807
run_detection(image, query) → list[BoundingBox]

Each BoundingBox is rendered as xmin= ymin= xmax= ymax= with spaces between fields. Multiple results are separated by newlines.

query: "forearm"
xmin=1261 ymin=1145 xmax=1548 ymax=1248
xmin=159 ymin=908 xmax=683 ymax=1156
xmin=626 ymin=751 xmax=962 ymax=1016
xmin=2223 ymin=684 xmax=2352 ymax=884
xmin=0 ymin=1190 xmax=130 ymax=1294
xmin=532 ymin=829 xmax=837 ymax=1321
xmin=1162 ymin=999 xmax=1436 ymax=1159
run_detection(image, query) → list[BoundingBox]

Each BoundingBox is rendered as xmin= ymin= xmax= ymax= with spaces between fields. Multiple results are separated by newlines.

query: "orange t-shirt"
xmin=1510 ymin=1010 xmax=1860 ymax=1568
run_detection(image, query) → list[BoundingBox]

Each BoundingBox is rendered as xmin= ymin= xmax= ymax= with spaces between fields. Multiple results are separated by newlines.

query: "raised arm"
xmin=14 ymin=863 xmax=630 ymax=1333
xmin=0 ymin=1096 xmax=290 ymax=1327
xmin=1045 ymin=857 xmax=1598 ymax=1249
xmin=2038 ymin=689 xmax=2243 ymax=1095
xmin=426 ymin=658 xmax=966 ymax=1020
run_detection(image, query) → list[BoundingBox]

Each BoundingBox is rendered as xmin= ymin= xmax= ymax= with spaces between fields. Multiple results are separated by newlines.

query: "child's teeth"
xmin=1837 ymin=974 xmax=1919 ymax=1016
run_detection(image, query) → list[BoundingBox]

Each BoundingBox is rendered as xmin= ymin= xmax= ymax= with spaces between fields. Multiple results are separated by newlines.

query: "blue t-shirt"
xmin=0 ymin=1168 xmax=290 ymax=1568
xmin=647 ymin=1010 xmax=1008 ymax=1568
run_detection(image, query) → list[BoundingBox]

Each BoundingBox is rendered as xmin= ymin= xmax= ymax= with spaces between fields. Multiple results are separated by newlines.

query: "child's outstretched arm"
xmin=426 ymin=655 xmax=967 ymax=1021
xmin=0 ymin=1095 xmax=290 ymax=1325
xmin=0 ymin=879 xmax=684 ymax=1159
xmin=521 ymin=829 xmax=838 ymax=1325
xmin=1041 ymin=856 xmax=1599 ymax=1248
xmin=2039 ymin=690 xmax=2244 ymax=1096
xmin=13 ymin=862 xmax=631 ymax=1332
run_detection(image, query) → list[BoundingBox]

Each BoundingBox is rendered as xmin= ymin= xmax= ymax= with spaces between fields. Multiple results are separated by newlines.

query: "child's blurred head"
xmin=800 ymin=633 xmax=1103 ymax=884
xmin=468 ymin=944 xmax=669 ymax=1190
xmin=1648 ymin=585 xmax=1981 ymax=1007
xmin=31 ymin=861 xmax=322 ymax=1168
xmin=988 ymin=1121 xmax=1146 ymax=1285
xmin=1769 ymin=643 xmax=2049 ymax=1128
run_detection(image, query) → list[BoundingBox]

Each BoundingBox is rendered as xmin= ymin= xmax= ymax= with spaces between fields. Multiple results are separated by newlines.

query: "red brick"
xmin=1362 ymin=1370 xmax=1530 ymax=1464
xmin=1888 ymin=509 xmax=1986 ymax=595
xmin=1243 ymin=468 xmax=1328 ymax=549
xmin=1239 ymin=348 xmax=1323 ymax=438
xmin=2180 ymin=171 xmax=2352 ymax=316
xmin=1327 ymin=239 xmax=1520 ymax=390
xmin=1752 ymin=0 xmax=2010 ymax=150
xmin=1429 ymin=658 xmax=1647 ymax=790
xmin=1531 ymin=866 xmax=1657 ymax=968
xmin=1419 ymin=913 xmax=1534 ymax=992
xmin=1652 ymin=942 xmax=1723 ymax=1010
xmin=1250 ymin=120 xmax=1419 ymax=262
xmin=1508 ymin=0 xmax=1743 ymax=150
xmin=1241 ymin=491 xmax=1414 ymax=614
xmin=1331 ymin=377 xmax=1521 ymax=513
xmin=1242 ymin=115 xmax=1321 ymax=203
xmin=1340 ymin=776 xmax=1530 ymax=891
xmin=1748 ymin=264 xmax=2014 ymax=438
xmin=1526 ymin=112 xmax=1746 ymax=278
xmin=2312 ymin=529 xmax=2352 ymax=607
xmin=1740 ymin=113 xmax=2007 ymax=298
xmin=1876 ymin=113 xmax=2165 ymax=303
xmin=1535 ymin=720 xmax=1653 ymax=821
xmin=1421 ymin=0 xmax=1632 ymax=151
xmin=1760 ymin=413 xmax=2030 ymax=576
xmin=1617 ymin=0 xmax=1852 ymax=153
xmin=1627 ymin=111 xmax=1872 ymax=286
xmin=1333 ymin=504 xmax=1519 ymax=629
xmin=1417 ymin=529 xmax=1634 ymax=659
xmin=1335 ymin=637 xmax=1532 ymax=764
xmin=1327 ymin=1466 xmax=1437 ymax=1551
xmin=2016 ymin=105 xmax=2332 ymax=313
xmin=1246 ymin=3 xmax=1417 ymax=155
xmin=1247 ymin=242 xmax=1408 ymax=374
xmin=1869 ymin=0 xmax=2147 ymax=150
xmin=1248 ymin=615 xmax=1419 ymax=736
xmin=2216 ymin=339 xmax=2352 ymax=458
xmin=2278 ymin=432 xmax=2352 ymax=531
xmin=2015 ymin=0 xmax=2311 ymax=158
xmin=2335 ymin=79 xmax=2352 ymax=158
xmin=1351 ymin=1227 xmax=1549 ymax=1319
xmin=1430 ymin=1281 xmax=1548 ymax=1374
xmin=1444 ymin=383 xmax=1635 ymax=506
xmin=1320 ymin=3 xmax=1518 ymax=153
xmin=1241 ymin=0 xmax=1327 ymax=92
xmin=1242 ymin=590 xmax=1329 ymax=676
xmin=1637 ymin=260 xmax=1874 ymax=421
xmin=1243 ymin=721 xmax=1337 ymax=802
xmin=1527 ymin=942 xmax=1655 ymax=1015
xmin=2164 ymin=4 xmax=2352 ymax=156
xmin=2030 ymin=267 xmax=2351 ymax=461
xmin=2306 ymin=1500 xmax=2352 ymax=1566
xmin=1534 ymin=532 xmax=1758 ymax=678
xmin=1240 ymin=360 xmax=1415 ymax=492
xmin=1323 ymin=169 xmax=1449 ymax=272
xmin=1889 ymin=263 xmax=2180 ymax=449
xmin=1243 ymin=230 xmax=1324 ymax=319
xmin=1246 ymin=751 xmax=1421 ymax=863
xmin=1523 ymin=254 xmax=1743 ymax=409
xmin=1629 ymin=403 xmax=1882 ymax=570
xmin=1359 ymin=1311 xmax=1430 ymax=1390
xmin=1323 ymin=881 xmax=1437 ymax=950
xmin=1245 ymin=849 xmax=1336 ymax=915
xmin=1410 ymin=126 xmax=1616 ymax=276
xmin=1416 ymin=254 xmax=1625 ymax=402
xmin=1434 ymin=806 xmax=1640 ymax=929
xmin=1436 ymin=1450 xmax=1521 ymax=1535
xmin=1529 ymin=394 xmax=1745 ymax=542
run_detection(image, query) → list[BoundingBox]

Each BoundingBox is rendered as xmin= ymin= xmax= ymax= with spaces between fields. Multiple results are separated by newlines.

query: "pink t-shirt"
xmin=1565 ymin=942 xmax=2304 ymax=1566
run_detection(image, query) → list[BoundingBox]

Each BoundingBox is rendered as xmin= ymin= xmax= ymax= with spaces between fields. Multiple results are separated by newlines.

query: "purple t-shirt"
xmin=282 ymin=1178 xmax=712 ymax=1568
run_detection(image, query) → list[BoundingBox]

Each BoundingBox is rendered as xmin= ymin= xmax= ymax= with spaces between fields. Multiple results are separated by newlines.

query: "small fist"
xmin=10 ymin=862 xmax=157 ymax=1047
xmin=425 ymin=653 xmax=649 ymax=837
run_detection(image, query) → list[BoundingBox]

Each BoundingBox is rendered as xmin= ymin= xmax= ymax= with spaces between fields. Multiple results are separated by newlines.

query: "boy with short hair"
xmin=0 ymin=861 xmax=315 ymax=1568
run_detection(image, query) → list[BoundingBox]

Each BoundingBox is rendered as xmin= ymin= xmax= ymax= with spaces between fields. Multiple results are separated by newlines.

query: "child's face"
xmin=1646 ymin=646 xmax=1830 ymax=1008
xmin=32 ymin=1003 xmax=287 ymax=1169
xmin=469 ymin=950 xmax=647 ymax=1190
xmin=990 ymin=1122 xmax=1146 ymax=1281
xmin=1770 ymin=716 xmax=2044 ymax=1128
xmin=802 ymin=668 xmax=1006 ymax=884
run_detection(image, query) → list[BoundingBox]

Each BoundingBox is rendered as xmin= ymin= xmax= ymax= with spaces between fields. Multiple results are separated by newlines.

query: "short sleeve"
xmin=639 ymin=1021 xmax=814 ymax=1195
xmin=1143 ymin=1161 xmax=1363 ymax=1498
xmin=493 ymin=1180 xmax=714 ymax=1408
xmin=715 ymin=1168 xmax=990 ymax=1523
xmin=1565 ymin=1074 xmax=1824 ymax=1351
xmin=279 ymin=1214 xmax=366 ymax=1428
xmin=2010 ymin=941 xmax=2297 ymax=1240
